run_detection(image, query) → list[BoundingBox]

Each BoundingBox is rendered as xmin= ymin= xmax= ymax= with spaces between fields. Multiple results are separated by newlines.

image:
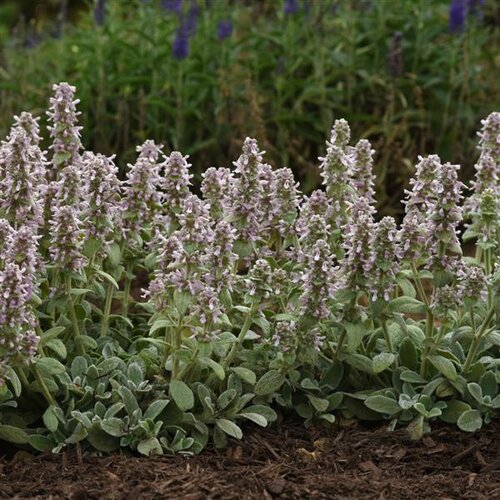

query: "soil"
xmin=1 ymin=420 xmax=499 ymax=499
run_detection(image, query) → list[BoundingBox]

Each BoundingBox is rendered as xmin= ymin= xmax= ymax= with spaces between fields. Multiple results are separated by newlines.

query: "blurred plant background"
xmin=0 ymin=0 xmax=498 ymax=215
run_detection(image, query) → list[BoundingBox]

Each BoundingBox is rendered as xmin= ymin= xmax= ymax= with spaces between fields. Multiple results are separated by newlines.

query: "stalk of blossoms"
xmin=13 ymin=112 xmax=47 ymax=186
xmin=421 ymin=162 xmax=464 ymax=376
xmin=0 ymin=224 xmax=55 ymax=403
xmin=367 ymin=217 xmax=400 ymax=353
xmin=82 ymin=152 xmax=121 ymax=261
xmin=229 ymin=138 xmax=265 ymax=249
xmin=270 ymin=167 xmax=300 ymax=253
xmin=463 ymin=265 xmax=499 ymax=373
xmin=117 ymin=144 xmax=164 ymax=330
xmin=0 ymin=128 xmax=43 ymax=229
xmin=46 ymin=82 xmax=83 ymax=179
xmin=318 ymin=119 xmax=353 ymax=233
xmin=162 ymin=151 xmax=193 ymax=222
xmin=296 ymin=239 xmax=337 ymax=351
xmin=48 ymin=204 xmax=86 ymax=354
xmin=350 ymin=138 xmax=376 ymax=209
xmin=296 ymin=190 xmax=335 ymax=251
xmin=201 ymin=167 xmax=232 ymax=220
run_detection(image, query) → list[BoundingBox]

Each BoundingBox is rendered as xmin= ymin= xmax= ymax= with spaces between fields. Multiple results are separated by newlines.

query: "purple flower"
xmin=185 ymin=0 xmax=199 ymax=36
xmin=217 ymin=19 xmax=233 ymax=41
xmin=284 ymin=0 xmax=299 ymax=15
xmin=94 ymin=0 xmax=106 ymax=26
xmin=201 ymin=167 xmax=232 ymax=219
xmin=162 ymin=0 xmax=183 ymax=14
xmin=449 ymin=0 xmax=467 ymax=33
xmin=172 ymin=26 xmax=189 ymax=60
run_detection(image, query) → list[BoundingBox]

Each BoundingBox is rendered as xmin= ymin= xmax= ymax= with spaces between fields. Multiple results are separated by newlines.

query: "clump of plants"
xmin=0 ymin=83 xmax=499 ymax=456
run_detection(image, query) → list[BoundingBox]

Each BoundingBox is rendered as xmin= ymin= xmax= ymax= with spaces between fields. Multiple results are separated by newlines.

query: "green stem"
xmin=411 ymin=263 xmax=429 ymax=308
xmin=420 ymin=310 xmax=434 ymax=377
xmin=66 ymin=275 xmax=85 ymax=355
xmin=122 ymin=261 xmax=133 ymax=319
xmin=463 ymin=305 xmax=496 ymax=373
xmin=333 ymin=327 xmax=347 ymax=359
xmin=222 ymin=304 xmax=257 ymax=371
xmin=381 ymin=318 xmax=394 ymax=353
xmin=31 ymin=364 xmax=57 ymax=407
xmin=100 ymin=281 xmax=115 ymax=338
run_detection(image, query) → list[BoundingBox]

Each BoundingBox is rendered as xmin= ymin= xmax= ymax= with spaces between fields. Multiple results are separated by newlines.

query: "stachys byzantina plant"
xmin=0 ymin=83 xmax=498 ymax=454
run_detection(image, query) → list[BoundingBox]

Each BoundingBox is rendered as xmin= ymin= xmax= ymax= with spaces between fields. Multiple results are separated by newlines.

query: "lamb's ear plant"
xmin=0 ymin=84 xmax=498 ymax=454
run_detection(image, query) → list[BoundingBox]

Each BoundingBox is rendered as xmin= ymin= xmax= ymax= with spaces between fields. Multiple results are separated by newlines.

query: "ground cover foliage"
xmin=0 ymin=83 xmax=499 ymax=456
xmin=0 ymin=0 xmax=498 ymax=212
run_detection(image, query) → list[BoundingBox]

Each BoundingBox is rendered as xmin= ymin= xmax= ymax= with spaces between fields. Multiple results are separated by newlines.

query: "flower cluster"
xmin=201 ymin=167 xmax=232 ymax=220
xmin=0 ymin=223 xmax=39 ymax=385
xmin=46 ymin=82 xmax=82 ymax=174
xmin=82 ymin=152 xmax=121 ymax=242
xmin=350 ymin=139 xmax=376 ymax=208
xmin=0 ymin=127 xmax=43 ymax=228
xmin=318 ymin=120 xmax=353 ymax=227
xmin=299 ymin=239 xmax=337 ymax=319
xmin=163 ymin=151 xmax=193 ymax=217
xmin=230 ymin=138 xmax=266 ymax=243
xmin=122 ymin=144 xmax=163 ymax=235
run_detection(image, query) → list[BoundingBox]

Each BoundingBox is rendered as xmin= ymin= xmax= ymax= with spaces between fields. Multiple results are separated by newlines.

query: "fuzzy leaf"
xmin=137 ymin=437 xmax=163 ymax=456
xmin=373 ymin=353 xmax=395 ymax=374
xmin=428 ymin=355 xmax=457 ymax=381
xmin=169 ymin=380 xmax=194 ymax=411
xmin=0 ymin=425 xmax=28 ymax=444
xmin=43 ymin=405 xmax=59 ymax=433
xmin=216 ymin=418 xmax=243 ymax=439
xmin=232 ymin=367 xmax=256 ymax=385
xmin=364 ymin=395 xmax=401 ymax=415
xmin=239 ymin=412 xmax=267 ymax=427
xmin=457 ymin=410 xmax=482 ymax=432
xmin=255 ymin=370 xmax=285 ymax=396
xmin=389 ymin=297 xmax=427 ymax=314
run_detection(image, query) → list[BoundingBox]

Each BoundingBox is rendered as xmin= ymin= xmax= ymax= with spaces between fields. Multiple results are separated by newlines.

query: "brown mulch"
xmin=1 ymin=420 xmax=500 ymax=499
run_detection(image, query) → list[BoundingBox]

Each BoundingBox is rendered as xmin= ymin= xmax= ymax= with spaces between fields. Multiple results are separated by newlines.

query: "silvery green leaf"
xmin=216 ymin=418 xmax=242 ymax=439
xmin=479 ymin=372 xmax=498 ymax=398
xmin=373 ymin=352 xmax=395 ymax=374
xmin=308 ymin=395 xmax=329 ymax=412
xmin=170 ymin=380 xmax=194 ymax=411
xmin=0 ymin=425 xmax=28 ymax=444
xmin=467 ymin=383 xmax=483 ymax=404
xmin=428 ymin=355 xmax=457 ymax=381
xmin=144 ymin=400 xmax=169 ymax=420
xmin=231 ymin=367 xmax=256 ymax=385
xmin=457 ymin=410 xmax=482 ymax=432
xmin=364 ymin=395 xmax=401 ymax=415
xmin=5 ymin=366 xmax=22 ymax=397
xmin=137 ymin=437 xmax=163 ymax=456
xmin=217 ymin=389 xmax=237 ymax=410
xmin=101 ymin=418 xmax=125 ymax=437
xmin=244 ymin=405 xmax=277 ymax=422
xmin=440 ymin=400 xmax=471 ymax=424
xmin=29 ymin=434 xmax=56 ymax=451
xmin=255 ymin=370 xmax=285 ymax=396
xmin=389 ymin=297 xmax=427 ymax=314
xmin=238 ymin=412 xmax=267 ymax=427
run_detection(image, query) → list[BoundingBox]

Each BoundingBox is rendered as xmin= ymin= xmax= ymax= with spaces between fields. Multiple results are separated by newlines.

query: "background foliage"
xmin=0 ymin=0 xmax=498 ymax=214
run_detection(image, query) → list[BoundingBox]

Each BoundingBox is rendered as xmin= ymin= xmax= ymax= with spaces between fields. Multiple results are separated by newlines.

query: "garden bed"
xmin=2 ymin=420 xmax=499 ymax=499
